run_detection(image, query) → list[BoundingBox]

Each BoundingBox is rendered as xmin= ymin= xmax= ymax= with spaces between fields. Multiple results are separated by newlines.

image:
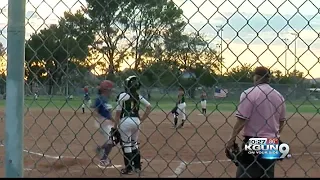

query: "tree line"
xmin=0 ymin=0 xmax=310 ymax=95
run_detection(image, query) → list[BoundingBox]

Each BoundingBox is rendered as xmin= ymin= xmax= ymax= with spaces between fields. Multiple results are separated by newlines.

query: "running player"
xmin=115 ymin=75 xmax=151 ymax=175
xmin=200 ymin=91 xmax=207 ymax=115
xmin=82 ymin=86 xmax=91 ymax=113
xmin=173 ymin=86 xmax=187 ymax=129
xmin=91 ymin=80 xmax=115 ymax=167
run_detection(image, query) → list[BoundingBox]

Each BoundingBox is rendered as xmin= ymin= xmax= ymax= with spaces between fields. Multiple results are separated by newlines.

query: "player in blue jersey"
xmin=91 ymin=80 xmax=115 ymax=168
xmin=82 ymin=86 xmax=92 ymax=113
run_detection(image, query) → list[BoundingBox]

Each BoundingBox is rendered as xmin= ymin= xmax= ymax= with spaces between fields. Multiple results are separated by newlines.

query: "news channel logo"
xmin=244 ymin=138 xmax=291 ymax=160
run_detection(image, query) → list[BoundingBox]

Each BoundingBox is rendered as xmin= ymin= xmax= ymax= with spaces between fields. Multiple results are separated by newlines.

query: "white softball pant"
xmin=118 ymin=117 xmax=140 ymax=153
xmin=82 ymin=99 xmax=92 ymax=108
xmin=201 ymin=100 xmax=207 ymax=109
xmin=94 ymin=118 xmax=114 ymax=145
xmin=174 ymin=102 xmax=186 ymax=120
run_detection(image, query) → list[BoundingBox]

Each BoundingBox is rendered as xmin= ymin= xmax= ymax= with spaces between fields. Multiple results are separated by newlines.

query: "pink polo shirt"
xmin=235 ymin=84 xmax=286 ymax=138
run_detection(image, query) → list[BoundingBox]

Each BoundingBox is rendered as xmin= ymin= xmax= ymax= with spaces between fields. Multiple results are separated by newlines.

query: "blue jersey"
xmin=84 ymin=92 xmax=90 ymax=101
xmin=92 ymin=95 xmax=112 ymax=120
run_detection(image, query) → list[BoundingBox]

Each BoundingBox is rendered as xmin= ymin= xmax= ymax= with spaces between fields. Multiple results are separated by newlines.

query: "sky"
xmin=1 ymin=0 xmax=320 ymax=79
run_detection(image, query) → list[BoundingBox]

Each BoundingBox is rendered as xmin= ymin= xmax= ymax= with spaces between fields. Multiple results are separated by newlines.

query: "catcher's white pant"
xmin=174 ymin=102 xmax=186 ymax=120
xmin=201 ymin=100 xmax=207 ymax=109
xmin=118 ymin=117 xmax=140 ymax=153
xmin=94 ymin=118 xmax=114 ymax=145
xmin=82 ymin=99 xmax=92 ymax=109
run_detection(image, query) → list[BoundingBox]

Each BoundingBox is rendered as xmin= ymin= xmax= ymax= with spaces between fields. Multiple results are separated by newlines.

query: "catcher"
xmin=115 ymin=75 xmax=151 ymax=175
xmin=91 ymin=80 xmax=115 ymax=168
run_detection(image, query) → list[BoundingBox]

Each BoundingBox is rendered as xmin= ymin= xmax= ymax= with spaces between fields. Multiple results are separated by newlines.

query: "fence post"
xmin=5 ymin=0 xmax=26 ymax=177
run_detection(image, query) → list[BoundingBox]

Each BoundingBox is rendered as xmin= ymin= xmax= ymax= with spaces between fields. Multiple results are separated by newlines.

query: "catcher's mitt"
xmin=110 ymin=127 xmax=121 ymax=146
xmin=171 ymin=106 xmax=178 ymax=114
xmin=225 ymin=143 xmax=240 ymax=166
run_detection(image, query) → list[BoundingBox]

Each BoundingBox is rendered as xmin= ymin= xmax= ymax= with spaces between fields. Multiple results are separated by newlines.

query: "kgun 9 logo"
xmin=244 ymin=138 xmax=291 ymax=160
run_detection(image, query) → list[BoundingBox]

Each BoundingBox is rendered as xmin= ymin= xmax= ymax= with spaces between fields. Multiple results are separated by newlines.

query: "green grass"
xmin=1 ymin=96 xmax=319 ymax=114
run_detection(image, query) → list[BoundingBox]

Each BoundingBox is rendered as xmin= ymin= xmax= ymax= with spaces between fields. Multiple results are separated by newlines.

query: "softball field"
xmin=0 ymin=106 xmax=319 ymax=178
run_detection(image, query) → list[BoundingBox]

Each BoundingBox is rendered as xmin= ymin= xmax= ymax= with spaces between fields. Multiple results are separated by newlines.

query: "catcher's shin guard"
xmin=132 ymin=149 xmax=141 ymax=170
xmin=174 ymin=117 xmax=178 ymax=127
xmin=122 ymin=151 xmax=134 ymax=174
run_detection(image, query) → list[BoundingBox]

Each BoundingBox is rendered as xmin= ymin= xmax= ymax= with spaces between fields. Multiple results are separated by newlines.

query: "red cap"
xmin=100 ymin=80 xmax=114 ymax=90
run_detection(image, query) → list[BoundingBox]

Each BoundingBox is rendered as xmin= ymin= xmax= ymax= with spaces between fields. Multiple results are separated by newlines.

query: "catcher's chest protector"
xmin=117 ymin=92 xmax=140 ymax=118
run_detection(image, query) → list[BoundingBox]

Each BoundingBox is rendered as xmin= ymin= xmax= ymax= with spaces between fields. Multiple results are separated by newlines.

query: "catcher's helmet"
xmin=125 ymin=75 xmax=141 ymax=92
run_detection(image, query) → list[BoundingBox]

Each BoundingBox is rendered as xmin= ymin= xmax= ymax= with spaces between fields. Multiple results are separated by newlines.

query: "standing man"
xmin=115 ymin=75 xmax=151 ymax=175
xmin=172 ymin=86 xmax=187 ymax=129
xmin=91 ymin=80 xmax=115 ymax=167
xmin=226 ymin=66 xmax=286 ymax=178
xmin=200 ymin=91 xmax=207 ymax=115
xmin=82 ymin=86 xmax=92 ymax=113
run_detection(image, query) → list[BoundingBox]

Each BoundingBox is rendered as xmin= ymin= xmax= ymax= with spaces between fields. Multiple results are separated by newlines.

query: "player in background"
xmin=34 ymin=89 xmax=39 ymax=100
xmin=200 ymin=91 xmax=207 ymax=115
xmin=172 ymin=86 xmax=187 ymax=129
xmin=91 ymin=80 xmax=115 ymax=167
xmin=82 ymin=86 xmax=92 ymax=113
xmin=115 ymin=75 xmax=151 ymax=174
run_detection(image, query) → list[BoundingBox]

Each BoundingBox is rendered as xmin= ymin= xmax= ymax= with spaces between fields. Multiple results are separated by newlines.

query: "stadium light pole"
xmin=291 ymin=33 xmax=298 ymax=72
xmin=66 ymin=39 xmax=69 ymax=98
xmin=216 ymin=25 xmax=223 ymax=75
xmin=290 ymin=32 xmax=298 ymax=99
xmin=216 ymin=43 xmax=222 ymax=75
xmin=282 ymin=38 xmax=289 ymax=76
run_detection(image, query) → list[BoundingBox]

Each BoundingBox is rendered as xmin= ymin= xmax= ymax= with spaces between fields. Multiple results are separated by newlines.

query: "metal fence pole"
xmin=5 ymin=0 xmax=26 ymax=177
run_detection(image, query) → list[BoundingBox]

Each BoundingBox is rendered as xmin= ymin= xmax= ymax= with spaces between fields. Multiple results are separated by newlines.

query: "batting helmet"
xmin=84 ymin=86 xmax=89 ymax=93
xmin=125 ymin=75 xmax=141 ymax=92
xmin=99 ymin=80 xmax=114 ymax=93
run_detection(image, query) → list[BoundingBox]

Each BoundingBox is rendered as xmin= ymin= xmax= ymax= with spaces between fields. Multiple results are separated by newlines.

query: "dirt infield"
xmin=0 ymin=108 xmax=319 ymax=177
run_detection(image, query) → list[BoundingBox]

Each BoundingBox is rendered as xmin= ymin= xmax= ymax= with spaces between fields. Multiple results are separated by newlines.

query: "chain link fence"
xmin=1 ymin=0 xmax=320 ymax=178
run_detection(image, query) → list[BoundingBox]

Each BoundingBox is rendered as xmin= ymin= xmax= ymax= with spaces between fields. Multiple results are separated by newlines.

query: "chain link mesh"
xmin=1 ymin=0 xmax=320 ymax=177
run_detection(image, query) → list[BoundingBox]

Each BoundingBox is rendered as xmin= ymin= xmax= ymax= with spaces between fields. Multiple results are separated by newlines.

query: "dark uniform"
xmin=115 ymin=76 xmax=151 ymax=175
xmin=173 ymin=88 xmax=187 ymax=128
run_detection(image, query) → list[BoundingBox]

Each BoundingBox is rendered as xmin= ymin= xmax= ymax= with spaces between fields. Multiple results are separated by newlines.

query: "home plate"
xmin=198 ymin=114 xmax=204 ymax=116
xmin=97 ymin=164 xmax=122 ymax=169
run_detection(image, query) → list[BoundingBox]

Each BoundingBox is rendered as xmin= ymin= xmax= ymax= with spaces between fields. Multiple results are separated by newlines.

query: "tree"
xmin=191 ymin=63 xmax=217 ymax=87
xmin=0 ymin=42 xmax=4 ymax=56
xmin=270 ymin=69 xmax=306 ymax=84
xmin=0 ymin=43 xmax=5 ymax=94
xmin=225 ymin=64 xmax=253 ymax=82
xmin=0 ymin=42 xmax=6 ymax=73
xmin=141 ymin=59 xmax=181 ymax=88
xmin=25 ymin=10 xmax=94 ymax=94
xmin=83 ymin=0 xmax=131 ymax=75
xmin=127 ymin=0 xmax=184 ymax=70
